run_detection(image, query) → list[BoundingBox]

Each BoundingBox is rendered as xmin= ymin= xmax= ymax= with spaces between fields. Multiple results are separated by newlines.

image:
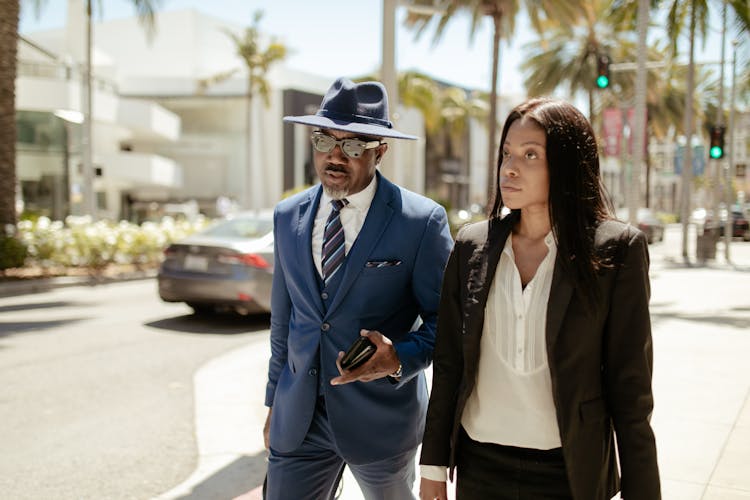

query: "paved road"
xmin=0 ymin=281 xmax=270 ymax=500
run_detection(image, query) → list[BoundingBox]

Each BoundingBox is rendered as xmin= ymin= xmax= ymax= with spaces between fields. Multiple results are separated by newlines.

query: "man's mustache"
xmin=325 ymin=165 xmax=347 ymax=173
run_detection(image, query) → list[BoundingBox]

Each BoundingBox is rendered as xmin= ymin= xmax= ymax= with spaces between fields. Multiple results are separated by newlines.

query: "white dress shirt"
xmin=421 ymin=232 xmax=559 ymax=482
xmin=312 ymin=175 xmax=377 ymax=278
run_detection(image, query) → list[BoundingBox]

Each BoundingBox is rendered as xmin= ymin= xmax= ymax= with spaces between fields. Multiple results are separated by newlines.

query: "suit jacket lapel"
xmin=545 ymin=258 xmax=574 ymax=353
xmin=325 ymin=173 xmax=395 ymax=317
xmin=464 ymin=215 xmax=515 ymax=341
xmin=297 ymin=187 xmax=324 ymax=316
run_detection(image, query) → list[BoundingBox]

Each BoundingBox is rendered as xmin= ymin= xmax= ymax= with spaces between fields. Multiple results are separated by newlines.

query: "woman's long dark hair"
xmin=488 ymin=98 xmax=614 ymax=307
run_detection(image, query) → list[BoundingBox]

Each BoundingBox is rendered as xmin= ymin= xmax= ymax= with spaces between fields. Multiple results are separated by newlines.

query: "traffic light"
xmin=709 ymin=125 xmax=725 ymax=159
xmin=596 ymin=54 xmax=610 ymax=89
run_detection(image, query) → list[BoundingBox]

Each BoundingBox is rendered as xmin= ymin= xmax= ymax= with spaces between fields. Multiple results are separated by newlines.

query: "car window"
xmin=202 ymin=218 xmax=273 ymax=238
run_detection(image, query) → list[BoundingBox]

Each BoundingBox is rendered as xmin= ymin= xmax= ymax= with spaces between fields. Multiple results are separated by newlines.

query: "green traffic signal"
xmin=709 ymin=125 xmax=725 ymax=159
xmin=596 ymin=54 xmax=611 ymax=90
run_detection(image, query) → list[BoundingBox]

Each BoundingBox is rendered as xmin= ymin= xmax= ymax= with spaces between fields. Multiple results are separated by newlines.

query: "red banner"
xmin=601 ymin=108 xmax=622 ymax=156
xmin=601 ymin=107 xmax=647 ymax=157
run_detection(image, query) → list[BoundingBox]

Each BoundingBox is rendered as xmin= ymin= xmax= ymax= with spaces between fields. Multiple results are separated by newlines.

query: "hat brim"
xmin=283 ymin=115 xmax=418 ymax=140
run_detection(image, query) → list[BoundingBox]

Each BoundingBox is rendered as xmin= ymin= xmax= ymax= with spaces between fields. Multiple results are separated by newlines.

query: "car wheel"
xmin=187 ymin=303 xmax=216 ymax=316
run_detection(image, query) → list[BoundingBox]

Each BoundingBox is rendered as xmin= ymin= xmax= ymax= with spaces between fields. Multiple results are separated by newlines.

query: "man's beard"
xmin=323 ymin=184 xmax=348 ymax=200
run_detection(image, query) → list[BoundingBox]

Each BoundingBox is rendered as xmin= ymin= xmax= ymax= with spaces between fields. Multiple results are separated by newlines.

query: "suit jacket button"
xmin=321 ymin=292 xmax=329 ymax=300
xmin=308 ymin=368 xmax=318 ymax=376
xmin=321 ymin=323 xmax=330 ymax=332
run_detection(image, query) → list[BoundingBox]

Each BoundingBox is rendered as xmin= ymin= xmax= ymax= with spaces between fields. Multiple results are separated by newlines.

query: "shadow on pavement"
xmin=0 ymin=318 xmax=87 ymax=338
xmin=659 ymin=257 xmax=750 ymax=273
xmin=651 ymin=310 xmax=750 ymax=329
xmin=145 ymin=313 xmax=270 ymax=335
xmin=0 ymin=300 xmax=79 ymax=313
xmin=174 ymin=452 xmax=267 ymax=500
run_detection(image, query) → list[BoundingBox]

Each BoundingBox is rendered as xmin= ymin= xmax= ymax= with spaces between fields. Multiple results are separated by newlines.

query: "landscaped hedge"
xmin=12 ymin=216 xmax=209 ymax=271
xmin=0 ymin=230 xmax=27 ymax=271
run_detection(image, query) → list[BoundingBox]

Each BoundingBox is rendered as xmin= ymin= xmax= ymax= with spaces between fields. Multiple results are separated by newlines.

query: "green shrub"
xmin=0 ymin=234 xmax=28 ymax=271
xmin=16 ymin=216 xmax=209 ymax=271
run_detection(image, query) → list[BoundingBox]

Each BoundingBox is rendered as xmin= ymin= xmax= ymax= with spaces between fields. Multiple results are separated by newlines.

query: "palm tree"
xmin=0 ymin=0 xmax=20 ymax=229
xmin=640 ymin=59 xmax=692 ymax=208
xmin=399 ymin=70 xmax=488 ymax=207
xmin=199 ymin=11 xmax=286 ymax=210
xmin=404 ymin=0 xmax=581 ymax=205
xmin=520 ymin=0 xmax=636 ymax=129
xmin=80 ymin=0 xmax=160 ymax=216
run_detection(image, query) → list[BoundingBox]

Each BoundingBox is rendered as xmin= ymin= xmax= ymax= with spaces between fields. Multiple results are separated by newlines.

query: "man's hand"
xmin=420 ymin=478 xmax=448 ymax=500
xmin=263 ymin=407 xmax=272 ymax=450
xmin=330 ymin=329 xmax=400 ymax=385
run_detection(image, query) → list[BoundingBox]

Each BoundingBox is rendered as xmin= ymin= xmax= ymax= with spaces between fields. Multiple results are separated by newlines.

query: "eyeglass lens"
xmin=311 ymin=134 xmax=370 ymax=158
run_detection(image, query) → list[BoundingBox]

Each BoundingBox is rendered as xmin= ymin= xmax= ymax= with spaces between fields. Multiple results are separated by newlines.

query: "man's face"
xmin=312 ymin=128 xmax=387 ymax=199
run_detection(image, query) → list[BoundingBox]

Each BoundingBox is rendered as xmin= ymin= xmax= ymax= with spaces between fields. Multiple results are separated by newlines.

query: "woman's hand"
xmin=420 ymin=477 xmax=448 ymax=500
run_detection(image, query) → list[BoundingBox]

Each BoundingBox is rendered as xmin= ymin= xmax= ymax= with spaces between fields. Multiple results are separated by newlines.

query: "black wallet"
xmin=340 ymin=336 xmax=376 ymax=370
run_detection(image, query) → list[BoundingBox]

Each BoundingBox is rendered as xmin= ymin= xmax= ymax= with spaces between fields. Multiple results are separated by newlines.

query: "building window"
xmin=16 ymin=111 xmax=74 ymax=220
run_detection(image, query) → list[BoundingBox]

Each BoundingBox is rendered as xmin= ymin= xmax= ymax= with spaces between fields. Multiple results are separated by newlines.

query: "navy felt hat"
xmin=283 ymin=77 xmax=418 ymax=140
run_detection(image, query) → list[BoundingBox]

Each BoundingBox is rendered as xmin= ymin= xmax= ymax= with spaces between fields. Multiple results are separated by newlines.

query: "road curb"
xmin=0 ymin=270 xmax=158 ymax=298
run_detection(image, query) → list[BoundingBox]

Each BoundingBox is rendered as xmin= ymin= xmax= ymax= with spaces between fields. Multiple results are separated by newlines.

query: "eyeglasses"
xmin=310 ymin=132 xmax=382 ymax=159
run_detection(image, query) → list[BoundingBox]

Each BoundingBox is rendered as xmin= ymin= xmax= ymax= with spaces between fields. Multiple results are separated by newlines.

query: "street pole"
xmin=714 ymin=0 xmax=727 ymax=261
xmin=382 ymin=0 xmax=400 ymax=186
xmin=81 ymin=0 xmax=95 ymax=217
xmin=724 ymin=39 xmax=738 ymax=260
xmin=680 ymin=3 xmax=697 ymax=263
xmin=629 ymin=0 xmax=649 ymax=224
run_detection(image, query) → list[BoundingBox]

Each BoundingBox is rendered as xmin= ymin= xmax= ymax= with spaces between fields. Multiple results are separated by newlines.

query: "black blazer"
xmin=420 ymin=214 xmax=660 ymax=500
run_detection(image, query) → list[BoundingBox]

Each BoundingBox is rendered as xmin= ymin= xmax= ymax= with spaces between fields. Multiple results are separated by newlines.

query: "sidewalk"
xmin=646 ymin=230 xmax=750 ymax=499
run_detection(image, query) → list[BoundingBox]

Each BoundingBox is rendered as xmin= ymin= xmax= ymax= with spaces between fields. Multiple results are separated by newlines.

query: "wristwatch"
xmin=390 ymin=362 xmax=403 ymax=379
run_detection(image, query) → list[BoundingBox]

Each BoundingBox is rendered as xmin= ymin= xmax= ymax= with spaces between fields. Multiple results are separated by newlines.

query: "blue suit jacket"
xmin=265 ymin=172 xmax=453 ymax=464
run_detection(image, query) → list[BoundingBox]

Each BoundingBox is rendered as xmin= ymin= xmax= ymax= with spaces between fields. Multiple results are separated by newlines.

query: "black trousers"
xmin=455 ymin=427 xmax=573 ymax=500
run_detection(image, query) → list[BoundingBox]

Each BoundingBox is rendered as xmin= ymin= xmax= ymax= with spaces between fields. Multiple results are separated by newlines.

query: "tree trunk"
xmin=486 ymin=14 xmax=502 ymax=207
xmin=680 ymin=1 xmax=696 ymax=261
xmin=0 ymin=0 xmax=20 ymax=228
xmin=250 ymin=90 xmax=257 ymax=210
xmin=645 ymin=140 xmax=652 ymax=208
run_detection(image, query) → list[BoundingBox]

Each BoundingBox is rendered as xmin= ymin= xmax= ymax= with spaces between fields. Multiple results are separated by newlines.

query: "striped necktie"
xmin=322 ymin=198 xmax=349 ymax=285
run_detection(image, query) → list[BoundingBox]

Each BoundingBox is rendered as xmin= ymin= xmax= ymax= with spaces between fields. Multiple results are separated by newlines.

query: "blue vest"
xmin=316 ymin=255 xmax=347 ymax=394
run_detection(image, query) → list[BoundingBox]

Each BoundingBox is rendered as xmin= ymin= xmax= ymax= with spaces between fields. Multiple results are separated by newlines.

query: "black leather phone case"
xmin=340 ymin=336 xmax=376 ymax=370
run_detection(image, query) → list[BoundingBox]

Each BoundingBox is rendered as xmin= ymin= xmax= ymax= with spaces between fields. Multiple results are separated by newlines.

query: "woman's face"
xmin=498 ymin=117 xmax=550 ymax=213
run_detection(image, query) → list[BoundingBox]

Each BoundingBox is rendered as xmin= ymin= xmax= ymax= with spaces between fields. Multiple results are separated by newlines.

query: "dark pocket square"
xmin=365 ymin=260 xmax=401 ymax=268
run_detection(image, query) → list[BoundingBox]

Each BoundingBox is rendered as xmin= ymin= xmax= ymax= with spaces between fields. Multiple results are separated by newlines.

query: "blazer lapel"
xmin=464 ymin=215 xmax=515 ymax=339
xmin=545 ymin=258 xmax=574 ymax=352
xmin=297 ymin=187 xmax=324 ymax=316
xmin=325 ymin=173 xmax=395 ymax=317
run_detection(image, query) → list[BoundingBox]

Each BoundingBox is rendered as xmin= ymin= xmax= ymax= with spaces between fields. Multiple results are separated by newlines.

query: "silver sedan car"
xmin=158 ymin=211 xmax=274 ymax=315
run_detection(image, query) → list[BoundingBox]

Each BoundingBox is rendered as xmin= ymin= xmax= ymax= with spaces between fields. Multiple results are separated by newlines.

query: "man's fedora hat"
xmin=283 ymin=77 xmax=418 ymax=140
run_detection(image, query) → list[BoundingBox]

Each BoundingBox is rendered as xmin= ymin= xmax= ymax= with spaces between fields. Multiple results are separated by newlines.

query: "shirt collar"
xmin=504 ymin=231 xmax=556 ymax=256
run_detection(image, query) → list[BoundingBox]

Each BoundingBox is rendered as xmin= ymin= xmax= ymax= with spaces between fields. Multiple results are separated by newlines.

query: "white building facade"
xmin=16 ymin=3 xmax=428 ymax=221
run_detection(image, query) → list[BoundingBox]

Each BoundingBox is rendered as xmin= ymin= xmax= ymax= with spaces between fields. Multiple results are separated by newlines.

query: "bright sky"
xmin=19 ymin=0 xmax=728 ymax=99
xmin=18 ymin=0 xmax=532 ymax=95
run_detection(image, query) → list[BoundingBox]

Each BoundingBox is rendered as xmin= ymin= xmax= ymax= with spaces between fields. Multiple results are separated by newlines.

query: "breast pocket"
xmin=361 ymin=261 xmax=406 ymax=277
